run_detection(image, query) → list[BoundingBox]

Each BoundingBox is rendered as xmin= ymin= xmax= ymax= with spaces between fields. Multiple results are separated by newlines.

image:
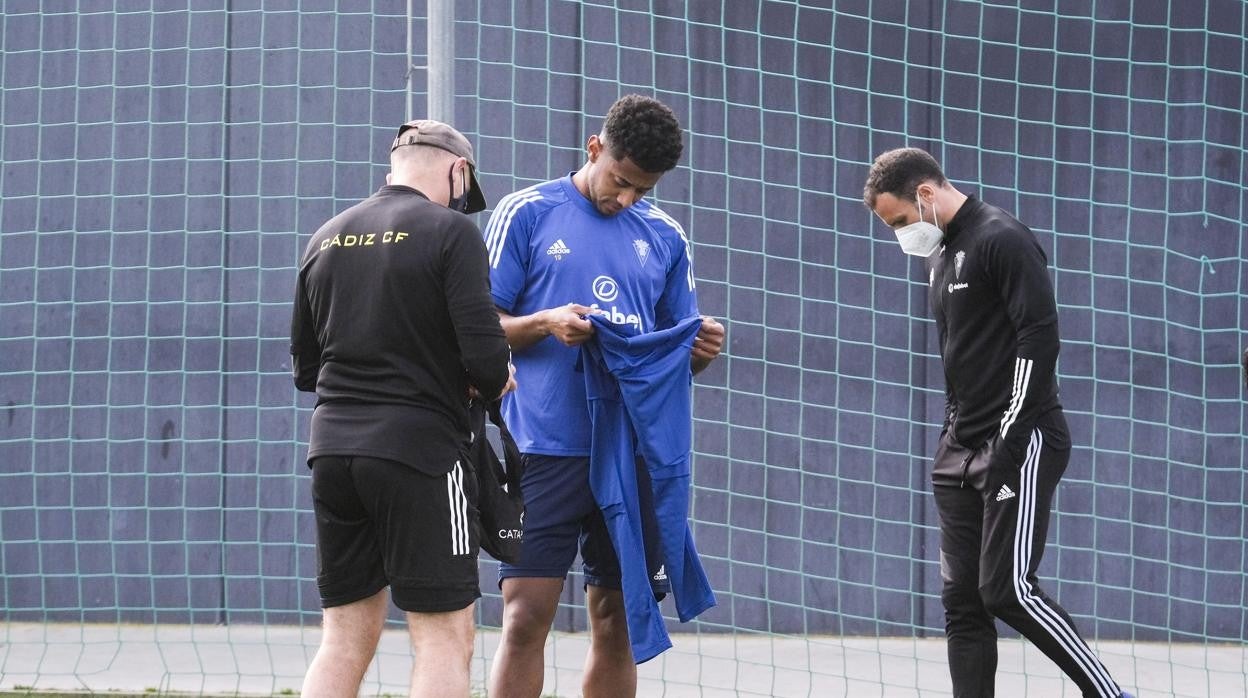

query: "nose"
xmin=617 ymin=189 xmax=641 ymax=208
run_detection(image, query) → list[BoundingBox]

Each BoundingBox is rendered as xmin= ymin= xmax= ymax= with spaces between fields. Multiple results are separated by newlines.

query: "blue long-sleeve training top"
xmin=581 ymin=313 xmax=716 ymax=664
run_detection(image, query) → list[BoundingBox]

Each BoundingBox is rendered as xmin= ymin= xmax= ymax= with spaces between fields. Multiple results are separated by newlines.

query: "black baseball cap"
xmin=391 ymin=119 xmax=487 ymax=213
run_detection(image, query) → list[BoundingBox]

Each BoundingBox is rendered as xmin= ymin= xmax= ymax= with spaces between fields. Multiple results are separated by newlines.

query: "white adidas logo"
xmin=995 ymin=484 xmax=1016 ymax=502
xmin=546 ymin=239 xmax=571 ymax=260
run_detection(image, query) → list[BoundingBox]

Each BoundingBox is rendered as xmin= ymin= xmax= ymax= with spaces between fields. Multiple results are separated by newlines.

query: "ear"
xmin=455 ymin=157 xmax=469 ymax=195
xmin=915 ymin=182 xmax=936 ymax=204
xmin=385 ymin=172 xmax=393 ymax=186
xmin=587 ymin=134 xmax=603 ymax=162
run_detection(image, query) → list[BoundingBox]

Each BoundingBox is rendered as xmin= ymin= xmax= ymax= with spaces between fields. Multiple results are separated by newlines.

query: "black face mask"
xmin=447 ymin=162 xmax=469 ymax=213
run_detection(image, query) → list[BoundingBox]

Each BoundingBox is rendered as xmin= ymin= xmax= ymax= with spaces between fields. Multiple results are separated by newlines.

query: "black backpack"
xmin=467 ymin=399 xmax=525 ymax=563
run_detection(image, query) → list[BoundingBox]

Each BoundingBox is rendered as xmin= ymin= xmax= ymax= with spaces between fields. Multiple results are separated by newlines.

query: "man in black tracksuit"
xmin=290 ymin=120 xmax=515 ymax=697
xmin=864 ymin=148 xmax=1132 ymax=698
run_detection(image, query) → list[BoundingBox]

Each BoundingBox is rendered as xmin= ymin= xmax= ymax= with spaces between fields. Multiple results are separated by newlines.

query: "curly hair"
xmin=863 ymin=147 xmax=948 ymax=208
xmin=601 ymin=94 xmax=683 ymax=174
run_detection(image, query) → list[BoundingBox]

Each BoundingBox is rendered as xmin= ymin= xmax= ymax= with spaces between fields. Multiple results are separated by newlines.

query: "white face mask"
xmin=894 ymin=197 xmax=942 ymax=257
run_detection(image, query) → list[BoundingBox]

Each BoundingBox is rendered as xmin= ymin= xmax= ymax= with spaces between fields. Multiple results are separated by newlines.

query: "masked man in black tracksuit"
xmin=864 ymin=148 xmax=1133 ymax=698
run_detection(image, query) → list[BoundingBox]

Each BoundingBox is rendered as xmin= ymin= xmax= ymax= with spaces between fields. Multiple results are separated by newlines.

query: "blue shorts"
xmin=499 ymin=454 xmax=622 ymax=588
xmin=499 ymin=454 xmax=671 ymax=596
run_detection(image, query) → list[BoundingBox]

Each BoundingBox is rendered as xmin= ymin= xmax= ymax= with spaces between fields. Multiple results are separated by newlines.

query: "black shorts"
xmin=310 ymin=455 xmax=481 ymax=612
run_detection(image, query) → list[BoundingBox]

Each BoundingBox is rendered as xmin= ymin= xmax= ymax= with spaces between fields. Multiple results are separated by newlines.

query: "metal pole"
xmin=426 ymin=0 xmax=454 ymax=122
xmin=406 ymin=0 xmax=414 ymax=120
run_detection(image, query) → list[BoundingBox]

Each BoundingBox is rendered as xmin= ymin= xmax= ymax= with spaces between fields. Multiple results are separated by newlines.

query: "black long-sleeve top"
xmin=929 ymin=196 xmax=1062 ymax=462
xmin=291 ymin=185 xmax=511 ymax=475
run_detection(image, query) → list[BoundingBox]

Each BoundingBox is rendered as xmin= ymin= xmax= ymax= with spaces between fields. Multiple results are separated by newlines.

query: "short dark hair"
xmin=602 ymin=94 xmax=683 ymax=174
xmin=863 ymin=147 xmax=948 ymax=208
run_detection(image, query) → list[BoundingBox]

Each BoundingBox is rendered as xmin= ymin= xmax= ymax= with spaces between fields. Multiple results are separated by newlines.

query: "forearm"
xmin=996 ymin=326 xmax=1060 ymax=463
xmin=691 ymin=354 xmax=713 ymax=375
xmin=497 ymin=308 xmax=551 ymax=352
xmin=289 ymin=295 xmax=320 ymax=392
xmin=462 ymin=341 xmax=512 ymax=400
xmin=291 ymin=351 xmax=319 ymax=392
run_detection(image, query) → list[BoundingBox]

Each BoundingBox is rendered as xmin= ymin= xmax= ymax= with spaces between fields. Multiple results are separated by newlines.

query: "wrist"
xmin=536 ymin=308 xmax=554 ymax=337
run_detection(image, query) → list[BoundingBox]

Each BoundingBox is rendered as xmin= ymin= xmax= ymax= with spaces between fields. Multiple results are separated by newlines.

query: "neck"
xmin=570 ymin=163 xmax=592 ymax=201
xmin=934 ymin=187 xmax=969 ymax=228
xmin=390 ymin=171 xmax=446 ymax=206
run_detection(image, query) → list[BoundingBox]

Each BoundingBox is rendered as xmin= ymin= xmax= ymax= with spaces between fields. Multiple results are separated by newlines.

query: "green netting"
xmin=1 ymin=1 xmax=1245 ymax=697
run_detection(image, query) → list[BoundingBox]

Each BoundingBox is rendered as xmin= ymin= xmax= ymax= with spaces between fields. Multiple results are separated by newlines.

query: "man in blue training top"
xmin=484 ymin=94 xmax=725 ymax=698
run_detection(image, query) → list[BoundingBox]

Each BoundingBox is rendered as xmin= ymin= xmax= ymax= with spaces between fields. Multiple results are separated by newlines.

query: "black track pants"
xmin=933 ymin=425 xmax=1123 ymax=698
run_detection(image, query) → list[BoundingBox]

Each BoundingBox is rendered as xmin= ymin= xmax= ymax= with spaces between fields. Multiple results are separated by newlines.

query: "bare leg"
xmin=302 ymin=588 xmax=389 ymax=698
xmin=488 ymin=577 xmax=564 ymax=698
xmin=582 ymin=585 xmax=635 ymax=698
xmin=408 ymin=602 xmax=477 ymax=698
